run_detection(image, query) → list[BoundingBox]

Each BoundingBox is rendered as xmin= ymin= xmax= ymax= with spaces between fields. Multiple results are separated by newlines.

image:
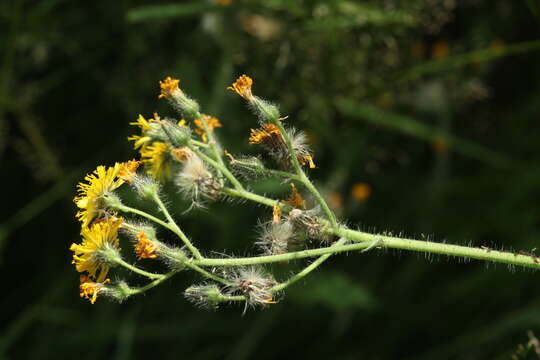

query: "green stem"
xmin=196 ymin=112 xmax=225 ymax=167
xmin=221 ymin=187 xmax=292 ymax=211
xmin=190 ymin=226 xmax=540 ymax=271
xmin=190 ymin=139 xmax=210 ymax=148
xmin=271 ymin=237 xmax=348 ymax=292
xmin=183 ymin=261 xmax=232 ymax=286
xmin=151 ymin=194 xmax=203 ymax=260
xmin=113 ymin=257 xmax=163 ymax=280
xmin=189 ymin=143 xmax=244 ymax=190
xmin=116 ymin=203 xmax=202 ymax=260
xmin=271 ymin=119 xmax=338 ymax=228
xmin=126 ymin=270 xmax=180 ymax=297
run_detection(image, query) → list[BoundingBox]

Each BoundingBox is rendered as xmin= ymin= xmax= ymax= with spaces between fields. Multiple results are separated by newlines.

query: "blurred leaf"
xmin=288 ymin=270 xmax=375 ymax=311
xmin=304 ymin=3 xmax=416 ymax=30
xmin=399 ymin=39 xmax=540 ymax=82
xmin=126 ymin=2 xmax=221 ymax=23
xmin=336 ymin=98 xmax=512 ymax=168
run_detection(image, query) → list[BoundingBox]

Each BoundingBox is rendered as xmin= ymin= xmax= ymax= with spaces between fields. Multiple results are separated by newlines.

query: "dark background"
xmin=2 ymin=1 xmax=540 ymax=359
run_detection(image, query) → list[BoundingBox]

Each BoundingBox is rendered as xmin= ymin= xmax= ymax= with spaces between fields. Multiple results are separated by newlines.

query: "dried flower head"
xmin=79 ymin=275 xmax=111 ymax=304
xmin=117 ymin=160 xmax=141 ymax=184
xmin=74 ymin=163 xmax=125 ymax=227
xmin=289 ymin=129 xmax=316 ymax=168
xmin=288 ymin=208 xmax=329 ymax=242
xmin=272 ymin=203 xmax=282 ymax=224
xmin=134 ymin=231 xmax=158 ymax=259
xmin=226 ymin=266 xmax=277 ymax=311
xmin=171 ymin=146 xmax=195 ymax=163
xmin=70 ymin=217 xmax=123 ymax=281
xmin=140 ymin=142 xmax=171 ymax=182
xmin=255 ymin=220 xmax=295 ymax=255
xmin=194 ymin=115 xmax=222 ymax=143
xmin=175 ymin=154 xmax=222 ymax=204
xmin=282 ymin=183 xmax=305 ymax=209
xmin=249 ymin=123 xmax=281 ymax=145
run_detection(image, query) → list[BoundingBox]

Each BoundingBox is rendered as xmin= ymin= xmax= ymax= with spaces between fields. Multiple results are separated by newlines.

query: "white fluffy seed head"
xmin=175 ymin=155 xmax=221 ymax=204
xmin=255 ymin=221 xmax=295 ymax=255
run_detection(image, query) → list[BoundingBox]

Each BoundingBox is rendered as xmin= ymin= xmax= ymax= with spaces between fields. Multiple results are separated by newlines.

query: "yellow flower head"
xmin=227 ymin=75 xmax=254 ymax=101
xmin=140 ymin=141 xmax=171 ymax=182
xmin=74 ymin=164 xmax=124 ymax=227
xmin=134 ymin=231 xmax=158 ymax=259
xmin=118 ymin=160 xmax=141 ymax=183
xmin=79 ymin=275 xmax=111 ymax=304
xmin=70 ymin=217 xmax=123 ymax=282
xmin=128 ymin=114 xmax=161 ymax=149
xmin=249 ymin=123 xmax=281 ymax=145
xmin=194 ymin=115 xmax=223 ymax=143
xmin=159 ymin=76 xmax=181 ymax=99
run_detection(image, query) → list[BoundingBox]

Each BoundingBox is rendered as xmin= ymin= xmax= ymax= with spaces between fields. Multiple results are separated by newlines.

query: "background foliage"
xmin=2 ymin=0 xmax=540 ymax=358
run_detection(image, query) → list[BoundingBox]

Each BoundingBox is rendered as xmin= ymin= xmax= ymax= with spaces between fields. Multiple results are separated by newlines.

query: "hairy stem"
xmin=271 ymin=237 xmax=348 ymax=292
xmin=189 ymin=143 xmax=244 ymax=190
xmin=125 ymin=269 xmax=180 ymax=297
xmin=151 ymin=194 xmax=203 ymax=260
xmin=112 ymin=257 xmax=163 ymax=280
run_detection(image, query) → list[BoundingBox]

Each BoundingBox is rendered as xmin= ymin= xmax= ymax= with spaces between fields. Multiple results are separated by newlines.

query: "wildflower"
xmin=287 ymin=208 xmax=328 ymax=242
xmin=226 ymin=266 xmax=277 ymax=311
xmin=351 ymin=183 xmax=371 ymax=202
xmin=70 ymin=217 xmax=123 ymax=282
xmin=158 ymin=76 xmax=200 ymax=119
xmin=249 ymin=123 xmax=281 ymax=145
xmin=134 ymin=231 xmax=158 ymax=259
xmin=140 ymin=142 xmax=171 ymax=182
xmin=74 ymin=163 xmax=124 ymax=227
xmin=227 ymin=74 xmax=254 ymax=101
xmin=79 ymin=275 xmax=111 ymax=304
xmin=283 ymin=183 xmax=305 ymax=209
xmin=249 ymin=124 xmax=315 ymax=169
xmin=256 ymin=220 xmax=295 ymax=255
xmin=171 ymin=146 xmax=195 ymax=163
xmin=128 ymin=114 xmax=159 ymax=149
xmin=175 ymin=154 xmax=222 ymax=204
xmin=194 ymin=115 xmax=222 ymax=143
xmin=118 ymin=160 xmax=141 ymax=183
xmin=158 ymin=76 xmax=181 ymax=100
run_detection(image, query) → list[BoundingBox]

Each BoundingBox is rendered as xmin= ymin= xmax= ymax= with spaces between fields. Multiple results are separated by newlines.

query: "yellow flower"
xmin=194 ymin=115 xmax=222 ymax=142
xmin=249 ymin=123 xmax=281 ymax=145
xmin=74 ymin=164 xmax=124 ymax=227
xmin=140 ymin=141 xmax=171 ymax=182
xmin=70 ymin=217 xmax=123 ymax=282
xmin=227 ymin=74 xmax=254 ymax=100
xmin=158 ymin=76 xmax=181 ymax=99
xmin=128 ymin=114 xmax=160 ymax=149
xmin=118 ymin=160 xmax=141 ymax=183
xmin=134 ymin=231 xmax=158 ymax=259
xmin=79 ymin=275 xmax=111 ymax=304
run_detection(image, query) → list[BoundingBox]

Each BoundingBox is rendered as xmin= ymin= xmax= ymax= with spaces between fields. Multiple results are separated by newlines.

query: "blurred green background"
xmin=2 ymin=0 xmax=540 ymax=359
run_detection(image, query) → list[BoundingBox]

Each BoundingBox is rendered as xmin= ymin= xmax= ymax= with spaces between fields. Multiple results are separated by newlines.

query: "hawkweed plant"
xmin=70 ymin=75 xmax=540 ymax=311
